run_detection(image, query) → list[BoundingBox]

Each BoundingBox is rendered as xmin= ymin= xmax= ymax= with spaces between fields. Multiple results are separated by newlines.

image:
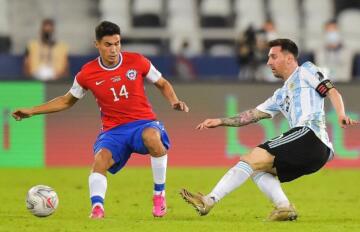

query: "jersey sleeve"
xmin=69 ymin=74 xmax=87 ymax=99
xmin=138 ymin=54 xmax=162 ymax=83
xmin=301 ymin=61 xmax=334 ymax=97
xmin=145 ymin=63 xmax=162 ymax=83
xmin=256 ymin=90 xmax=281 ymax=118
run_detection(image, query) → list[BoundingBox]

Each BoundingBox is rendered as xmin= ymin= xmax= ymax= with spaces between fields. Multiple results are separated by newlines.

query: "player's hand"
xmin=172 ymin=101 xmax=189 ymax=112
xmin=196 ymin=118 xmax=222 ymax=130
xmin=12 ymin=109 xmax=33 ymax=121
xmin=338 ymin=115 xmax=359 ymax=128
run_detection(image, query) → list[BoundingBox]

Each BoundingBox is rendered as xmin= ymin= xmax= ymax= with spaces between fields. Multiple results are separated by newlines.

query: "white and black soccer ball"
xmin=26 ymin=185 xmax=59 ymax=217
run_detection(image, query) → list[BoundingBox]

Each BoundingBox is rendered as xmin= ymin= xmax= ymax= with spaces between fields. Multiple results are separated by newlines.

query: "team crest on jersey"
xmin=289 ymin=82 xmax=295 ymax=90
xmin=126 ymin=69 xmax=137 ymax=80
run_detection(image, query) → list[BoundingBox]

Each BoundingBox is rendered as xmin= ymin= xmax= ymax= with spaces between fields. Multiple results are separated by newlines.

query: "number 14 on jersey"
xmin=110 ymin=85 xmax=129 ymax=101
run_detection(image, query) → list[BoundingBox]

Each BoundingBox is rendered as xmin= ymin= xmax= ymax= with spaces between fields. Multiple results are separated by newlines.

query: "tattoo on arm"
xmin=220 ymin=109 xmax=271 ymax=127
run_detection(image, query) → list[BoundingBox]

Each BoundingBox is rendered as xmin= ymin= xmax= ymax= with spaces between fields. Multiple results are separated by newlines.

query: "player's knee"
xmin=93 ymin=149 xmax=114 ymax=173
xmin=142 ymin=127 xmax=161 ymax=146
xmin=241 ymin=148 xmax=274 ymax=171
xmin=241 ymin=157 xmax=266 ymax=171
xmin=142 ymin=128 xmax=165 ymax=156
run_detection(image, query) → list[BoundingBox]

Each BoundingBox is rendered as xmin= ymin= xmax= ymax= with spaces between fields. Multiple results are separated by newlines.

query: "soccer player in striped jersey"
xmin=180 ymin=38 xmax=358 ymax=221
xmin=12 ymin=21 xmax=189 ymax=219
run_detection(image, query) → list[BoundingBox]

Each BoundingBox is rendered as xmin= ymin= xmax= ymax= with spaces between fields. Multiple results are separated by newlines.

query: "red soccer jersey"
xmin=70 ymin=52 xmax=162 ymax=131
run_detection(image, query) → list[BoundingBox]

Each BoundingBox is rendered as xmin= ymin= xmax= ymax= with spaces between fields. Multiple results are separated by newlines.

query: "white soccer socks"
xmin=207 ymin=161 xmax=254 ymax=203
xmin=151 ymin=154 xmax=167 ymax=196
xmin=89 ymin=172 xmax=107 ymax=209
xmin=252 ymin=172 xmax=290 ymax=208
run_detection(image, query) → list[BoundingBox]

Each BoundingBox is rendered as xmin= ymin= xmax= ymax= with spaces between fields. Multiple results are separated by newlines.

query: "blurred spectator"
xmin=236 ymin=25 xmax=257 ymax=80
xmin=253 ymin=20 xmax=279 ymax=82
xmin=0 ymin=37 xmax=11 ymax=53
xmin=314 ymin=19 xmax=353 ymax=82
xmin=174 ymin=39 xmax=197 ymax=81
xmin=24 ymin=19 xmax=69 ymax=81
xmin=237 ymin=20 xmax=278 ymax=81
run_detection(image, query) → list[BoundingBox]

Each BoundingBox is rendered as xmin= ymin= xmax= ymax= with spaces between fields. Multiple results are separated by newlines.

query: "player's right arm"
xmin=12 ymin=92 xmax=78 ymax=121
xmin=197 ymin=87 xmax=280 ymax=130
xmin=196 ymin=109 xmax=271 ymax=130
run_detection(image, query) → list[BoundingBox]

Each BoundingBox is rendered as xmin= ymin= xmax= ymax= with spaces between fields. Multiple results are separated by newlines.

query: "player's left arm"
xmin=302 ymin=62 xmax=359 ymax=128
xmin=196 ymin=108 xmax=271 ymax=130
xmin=154 ymin=77 xmax=189 ymax=112
xmin=142 ymin=54 xmax=189 ymax=112
xmin=327 ymin=88 xmax=359 ymax=128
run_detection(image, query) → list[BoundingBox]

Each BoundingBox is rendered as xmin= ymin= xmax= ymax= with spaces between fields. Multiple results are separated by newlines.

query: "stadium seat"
xmin=99 ymin=0 xmax=131 ymax=32
xmin=199 ymin=0 xmax=234 ymax=28
xmin=334 ymin=0 xmax=360 ymax=16
xmin=0 ymin=0 xmax=10 ymax=53
xmin=121 ymin=38 xmax=168 ymax=56
xmin=121 ymin=43 xmax=160 ymax=56
xmin=0 ymin=0 xmax=9 ymax=35
xmin=132 ymin=0 xmax=165 ymax=27
xmin=203 ymin=39 xmax=235 ymax=56
xmin=303 ymin=0 xmax=334 ymax=50
xmin=168 ymin=0 xmax=202 ymax=55
xmin=7 ymin=0 xmax=98 ymax=55
xmin=234 ymin=0 xmax=265 ymax=32
xmin=338 ymin=9 xmax=360 ymax=50
xmin=268 ymin=0 xmax=300 ymax=43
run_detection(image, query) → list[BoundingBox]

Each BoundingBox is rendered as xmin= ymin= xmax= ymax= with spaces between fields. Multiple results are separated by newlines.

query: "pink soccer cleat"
xmin=152 ymin=195 xmax=167 ymax=217
xmin=89 ymin=205 xmax=105 ymax=219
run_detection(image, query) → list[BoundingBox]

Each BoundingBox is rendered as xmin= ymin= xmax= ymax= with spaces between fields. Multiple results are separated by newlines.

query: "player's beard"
xmin=271 ymin=69 xmax=282 ymax=79
xmin=273 ymin=73 xmax=283 ymax=79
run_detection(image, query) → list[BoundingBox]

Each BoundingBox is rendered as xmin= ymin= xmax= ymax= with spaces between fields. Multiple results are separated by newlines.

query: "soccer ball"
xmin=26 ymin=185 xmax=59 ymax=217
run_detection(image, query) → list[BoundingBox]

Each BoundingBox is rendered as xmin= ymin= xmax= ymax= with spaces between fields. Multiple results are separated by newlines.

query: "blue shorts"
xmin=93 ymin=120 xmax=170 ymax=174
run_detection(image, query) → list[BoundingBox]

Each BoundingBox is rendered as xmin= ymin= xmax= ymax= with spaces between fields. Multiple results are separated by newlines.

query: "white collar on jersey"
xmin=98 ymin=53 xmax=123 ymax=71
xmin=284 ymin=66 xmax=299 ymax=85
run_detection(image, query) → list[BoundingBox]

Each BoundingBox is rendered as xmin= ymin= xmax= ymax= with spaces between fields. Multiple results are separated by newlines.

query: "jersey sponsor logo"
xmin=111 ymin=76 xmax=121 ymax=83
xmin=126 ymin=69 xmax=137 ymax=80
xmin=96 ymin=80 xmax=105 ymax=86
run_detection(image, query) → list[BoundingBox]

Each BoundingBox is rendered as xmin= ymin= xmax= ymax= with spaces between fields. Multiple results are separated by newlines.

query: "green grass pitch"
xmin=0 ymin=168 xmax=359 ymax=232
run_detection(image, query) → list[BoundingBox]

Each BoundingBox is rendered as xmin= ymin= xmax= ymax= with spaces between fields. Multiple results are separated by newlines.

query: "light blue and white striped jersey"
xmin=256 ymin=61 xmax=333 ymax=151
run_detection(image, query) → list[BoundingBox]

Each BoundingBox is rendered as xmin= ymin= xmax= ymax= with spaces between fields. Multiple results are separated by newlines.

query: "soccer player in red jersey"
xmin=12 ymin=21 xmax=189 ymax=218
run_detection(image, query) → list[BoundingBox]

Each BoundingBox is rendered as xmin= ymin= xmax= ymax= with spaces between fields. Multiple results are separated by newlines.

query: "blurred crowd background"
xmin=0 ymin=0 xmax=360 ymax=82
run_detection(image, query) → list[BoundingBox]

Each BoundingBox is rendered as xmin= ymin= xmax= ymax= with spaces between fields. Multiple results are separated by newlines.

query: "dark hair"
xmin=268 ymin=38 xmax=299 ymax=58
xmin=325 ymin=18 xmax=337 ymax=26
xmin=42 ymin=18 xmax=54 ymax=26
xmin=95 ymin=21 xmax=121 ymax=41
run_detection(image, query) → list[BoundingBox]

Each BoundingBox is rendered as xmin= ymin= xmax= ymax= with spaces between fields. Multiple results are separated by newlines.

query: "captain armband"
xmin=315 ymin=79 xmax=335 ymax=97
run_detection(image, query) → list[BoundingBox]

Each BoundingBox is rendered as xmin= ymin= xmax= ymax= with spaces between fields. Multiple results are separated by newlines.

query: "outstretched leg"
xmin=89 ymin=148 xmax=115 ymax=219
xmin=142 ymin=127 xmax=168 ymax=217
xmin=180 ymin=147 xmax=274 ymax=216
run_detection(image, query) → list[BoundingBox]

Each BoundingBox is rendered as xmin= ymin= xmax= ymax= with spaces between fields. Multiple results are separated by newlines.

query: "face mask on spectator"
xmin=325 ymin=31 xmax=341 ymax=46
